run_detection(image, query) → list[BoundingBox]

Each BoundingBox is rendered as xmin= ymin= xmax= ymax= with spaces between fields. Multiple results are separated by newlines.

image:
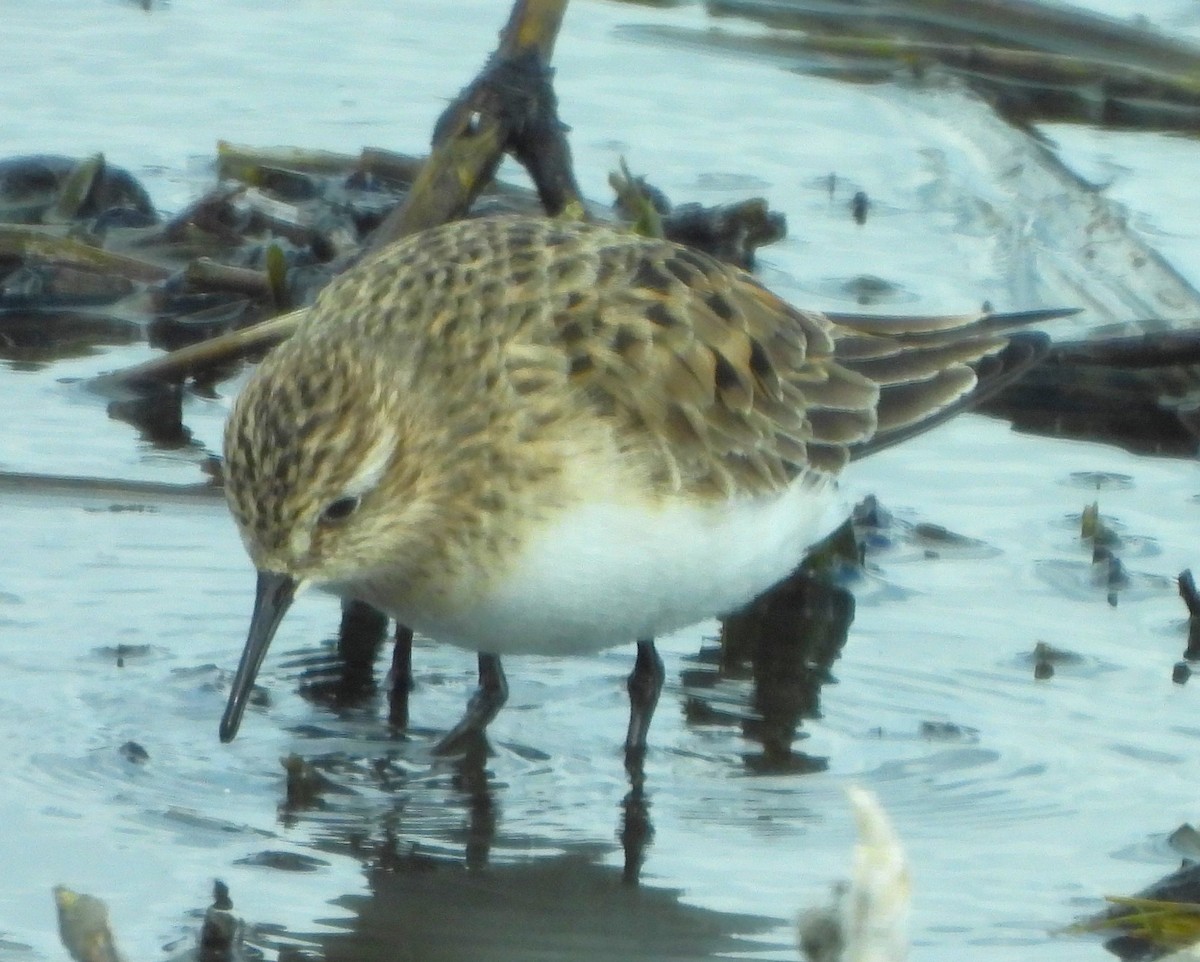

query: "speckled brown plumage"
xmin=218 ymin=214 xmax=1053 ymax=745
xmin=227 ymin=215 xmax=1027 ymax=517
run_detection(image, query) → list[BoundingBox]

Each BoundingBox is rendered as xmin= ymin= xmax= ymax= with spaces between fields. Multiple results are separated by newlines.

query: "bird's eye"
xmin=320 ymin=495 xmax=361 ymax=524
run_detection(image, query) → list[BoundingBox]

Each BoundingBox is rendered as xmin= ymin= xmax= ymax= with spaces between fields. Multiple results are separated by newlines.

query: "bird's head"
xmin=223 ymin=340 xmax=414 ymax=585
xmin=217 ymin=334 xmax=434 ymax=742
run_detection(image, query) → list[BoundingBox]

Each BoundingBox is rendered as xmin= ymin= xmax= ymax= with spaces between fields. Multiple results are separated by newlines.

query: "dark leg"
xmin=388 ymin=623 xmax=414 ymax=729
xmin=434 ymin=653 xmax=508 ymax=755
xmin=624 ymin=639 xmax=664 ymax=766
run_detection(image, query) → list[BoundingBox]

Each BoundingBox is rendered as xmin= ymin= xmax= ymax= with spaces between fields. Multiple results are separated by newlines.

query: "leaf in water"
xmin=53 ymin=887 xmax=123 ymax=962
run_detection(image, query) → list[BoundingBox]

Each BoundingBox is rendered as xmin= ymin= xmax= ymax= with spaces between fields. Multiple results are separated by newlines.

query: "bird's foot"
xmin=432 ymin=652 xmax=507 ymax=756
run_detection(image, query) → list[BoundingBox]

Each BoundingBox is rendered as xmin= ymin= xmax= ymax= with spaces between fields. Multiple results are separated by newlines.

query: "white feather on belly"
xmin=412 ymin=474 xmax=845 ymax=656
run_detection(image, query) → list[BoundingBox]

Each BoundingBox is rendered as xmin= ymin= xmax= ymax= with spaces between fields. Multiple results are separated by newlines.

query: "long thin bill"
xmin=219 ymin=569 xmax=297 ymax=743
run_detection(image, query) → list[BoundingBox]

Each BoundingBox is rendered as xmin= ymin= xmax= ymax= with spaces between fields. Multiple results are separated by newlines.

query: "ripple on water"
xmin=1033 ymin=558 xmax=1176 ymax=604
xmin=807 ymin=273 xmax=921 ymax=308
xmin=1064 ymin=471 xmax=1136 ymax=491
xmin=3 ymin=0 xmax=1200 ymax=958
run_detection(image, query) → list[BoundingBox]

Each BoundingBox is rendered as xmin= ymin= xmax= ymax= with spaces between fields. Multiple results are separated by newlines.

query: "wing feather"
xmin=525 ymin=223 xmax=1055 ymax=499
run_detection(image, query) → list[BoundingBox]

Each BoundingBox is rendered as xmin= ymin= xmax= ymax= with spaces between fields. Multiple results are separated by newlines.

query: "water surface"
xmin=2 ymin=2 xmax=1200 ymax=960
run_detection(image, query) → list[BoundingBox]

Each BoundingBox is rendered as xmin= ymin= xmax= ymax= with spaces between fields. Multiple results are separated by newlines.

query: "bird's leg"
xmin=624 ymin=639 xmax=664 ymax=768
xmin=434 ymin=653 xmax=508 ymax=755
xmin=388 ymin=623 xmax=414 ymax=729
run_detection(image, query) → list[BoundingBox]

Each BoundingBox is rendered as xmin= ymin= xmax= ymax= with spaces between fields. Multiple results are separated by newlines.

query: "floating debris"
xmin=918 ymin=720 xmax=978 ymax=742
xmin=1079 ymin=502 xmax=1128 ymax=606
xmin=909 ymin=522 xmax=996 ymax=561
xmin=1101 ymin=897 xmax=1200 ymax=954
xmin=54 ymin=881 xmax=246 ymax=962
xmin=850 ymin=190 xmax=869 ymax=225
xmin=1081 ymin=500 xmax=1121 ymax=548
xmin=1168 ymin=825 xmax=1200 ymax=862
xmin=53 ymin=887 xmax=124 ymax=962
xmin=610 ymin=158 xmax=786 ymax=267
xmin=1030 ymin=640 xmax=1084 ymax=680
xmin=1072 ymin=858 xmax=1200 ymax=959
xmin=608 ymin=158 xmax=666 ymax=239
xmin=798 ymin=786 xmax=910 ymax=962
xmin=232 ymin=850 xmax=329 ymax=872
xmin=197 ymin=880 xmax=243 ymax=962
xmin=118 ymin=741 xmax=149 ymax=765
xmin=0 ymin=154 xmax=155 ymax=227
xmin=282 ymin=752 xmax=338 ymax=811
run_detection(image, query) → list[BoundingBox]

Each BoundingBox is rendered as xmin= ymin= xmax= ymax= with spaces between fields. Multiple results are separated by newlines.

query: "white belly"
xmin=406 ymin=475 xmax=845 ymax=656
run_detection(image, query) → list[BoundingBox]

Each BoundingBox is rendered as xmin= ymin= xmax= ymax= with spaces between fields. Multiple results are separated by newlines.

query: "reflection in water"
xmin=309 ymin=849 xmax=786 ymax=962
xmin=105 ymin=381 xmax=195 ymax=449
xmin=268 ymin=746 xmax=780 ymax=959
xmin=257 ymin=705 xmax=784 ymax=961
xmin=288 ymin=553 xmax=857 ymax=891
xmin=390 ymin=623 xmax=416 ymax=728
xmin=300 ymin=597 xmax=671 ymax=882
xmin=291 ymin=599 xmax=390 ymax=718
xmin=982 ymin=362 xmax=1200 ymax=460
xmin=286 ymin=643 xmax=657 ymax=882
xmin=684 ymin=563 xmax=856 ymax=774
xmin=620 ymin=778 xmax=654 ymax=886
xmin=449 ymin=739 xmax=497 ymax=872
xmin=0 ymin=308 xmax=142 ymax=365
xmin=289 ymin=560 xmax=856 ymax=880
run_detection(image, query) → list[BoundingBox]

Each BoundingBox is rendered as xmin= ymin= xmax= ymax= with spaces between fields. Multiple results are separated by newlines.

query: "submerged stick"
xmin=91 ymin=309 xmax=303 ymax=390
xmin=0 ymin=225 xmax=171 ymax=283
xmin=800 ymin=34 xmax=1200 ymax=96
xmin=691 ymin=2 xmax=1200 ymax=130
xmin=216 ymin=140 xmax=361 ymax=179
xmin=0 ymin=469 xmax=222 ymax=504
xmin=184 ymin=257 xmax=273 ymax=300
xmin=710 ymin=0 xmax=1200 ymax=76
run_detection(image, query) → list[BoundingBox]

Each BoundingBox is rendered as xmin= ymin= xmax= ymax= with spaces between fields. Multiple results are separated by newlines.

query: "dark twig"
xmin=89 ymin=309 xmax=302 ymax=389
xmin=368 ymin=0 xmax=576 ymax=250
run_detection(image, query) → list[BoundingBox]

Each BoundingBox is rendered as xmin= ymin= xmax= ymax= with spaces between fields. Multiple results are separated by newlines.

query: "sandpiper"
xmin=218 ymin=215 xmax=1054 ymax=758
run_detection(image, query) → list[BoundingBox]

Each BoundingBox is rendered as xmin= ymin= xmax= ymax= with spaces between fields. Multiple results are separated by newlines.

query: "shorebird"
xmin=218 ymin=215 xmax=1056 ymax=759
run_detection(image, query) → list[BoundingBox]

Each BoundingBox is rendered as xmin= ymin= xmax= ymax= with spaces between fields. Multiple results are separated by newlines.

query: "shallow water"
xmin=2 ymin=1 xmax=1200 ymax=960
